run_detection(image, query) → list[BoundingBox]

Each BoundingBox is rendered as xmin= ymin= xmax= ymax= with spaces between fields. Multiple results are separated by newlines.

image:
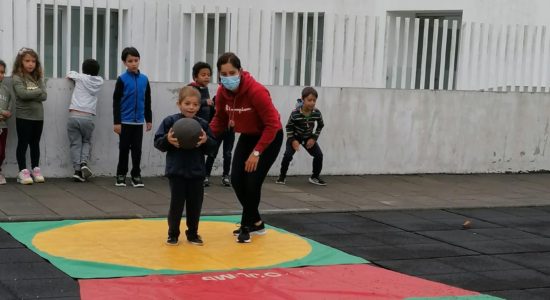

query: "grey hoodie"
xmin=0 ymin=80 xmax=13 ymax=128
xmin=12 ymin=74 xmax=47 ymax=121
xmin=67 ymin=71 xmax=104 ymax=115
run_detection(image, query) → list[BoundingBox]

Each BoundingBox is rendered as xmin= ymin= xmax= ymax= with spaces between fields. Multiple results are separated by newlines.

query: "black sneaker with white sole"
xmin=237 ymin=226 xmax=251 ymax=243
xmin=221 ymin=175 xmax=231 ymax=187
xmin=249 ymin=221 xmax=266 ymax=235
xmin=275 ymin=176 xmax=286 ymax=185
xmin=72 ymin=171 xmax=85 ymax=182
xmin=131 ymin=176 xmax=144 ymax=188
xmin=187 ymin=234 xmax=204 ymax=246
xmin=80 ymin=163 xmax=93 ymax=179
xmin=165 ymin=236 xmax=179 ymax=246
xmin=308 ymin=176 xmax=327 ymax=186
xmin=115 ymin=175 xmax=126 ymax=187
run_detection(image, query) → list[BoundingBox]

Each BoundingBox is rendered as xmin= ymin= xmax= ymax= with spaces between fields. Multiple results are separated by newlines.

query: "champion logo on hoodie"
xmin=225 ymin=105 xmax=252 ymax=114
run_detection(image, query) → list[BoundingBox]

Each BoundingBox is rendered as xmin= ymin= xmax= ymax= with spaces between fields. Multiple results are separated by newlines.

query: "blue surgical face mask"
xmin=220 ymin=75 xmax=240 ymax=91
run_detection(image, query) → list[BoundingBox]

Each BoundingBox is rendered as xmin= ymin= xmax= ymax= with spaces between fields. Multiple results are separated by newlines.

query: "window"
xmin=38 ymin=4 xmax=122 ymax=79
xmin=274 ymin=12 xmax=324 ymax=86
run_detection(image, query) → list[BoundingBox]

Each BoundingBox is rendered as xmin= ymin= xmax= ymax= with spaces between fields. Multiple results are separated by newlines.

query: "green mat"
xmin=0 ymin=215 xmax=368 ymax=279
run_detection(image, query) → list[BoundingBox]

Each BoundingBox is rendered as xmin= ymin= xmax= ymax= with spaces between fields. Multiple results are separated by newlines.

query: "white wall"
xmin=1 ymin=78 xmax=549 ymax=177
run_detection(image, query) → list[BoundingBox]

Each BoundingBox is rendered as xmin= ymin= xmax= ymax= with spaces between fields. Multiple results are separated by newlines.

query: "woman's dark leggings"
xmin=16 ymin=118 xmax=44 ymax=171
xmin=231 ymin=130 xmax=283 ymax=227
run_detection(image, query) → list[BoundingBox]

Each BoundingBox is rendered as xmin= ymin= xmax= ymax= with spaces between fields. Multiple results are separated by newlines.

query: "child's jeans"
xmin=279 ymin=137 xmax=323 ymax=178
xmin=0 ymin=128 xmax=7 ymax=171
xmin=67 ymin=113 xmax=95 ymax=171
xmin=167 ymin=177 xmax=204 ymax=238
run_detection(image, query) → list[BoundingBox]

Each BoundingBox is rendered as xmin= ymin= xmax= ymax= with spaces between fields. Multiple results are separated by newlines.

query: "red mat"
xmin=80 ymin=264 xmax=480 ymax=299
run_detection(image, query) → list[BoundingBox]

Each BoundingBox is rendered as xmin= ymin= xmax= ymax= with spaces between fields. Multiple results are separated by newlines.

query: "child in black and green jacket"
xmin=276 ymin=87 xmax=326 ymax=186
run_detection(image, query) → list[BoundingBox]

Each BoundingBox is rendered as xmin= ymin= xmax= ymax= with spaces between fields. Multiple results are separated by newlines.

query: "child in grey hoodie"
xmin=66 ymin=59 xmax=104 ymax=182
xmin=0 ymin=60 xmax=13 ymax=185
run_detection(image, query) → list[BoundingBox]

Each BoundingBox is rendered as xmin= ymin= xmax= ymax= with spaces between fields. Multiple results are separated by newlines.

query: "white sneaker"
xmin=0 ymin=173 xmax=6 ymax=185
xmin=32 ymin=167 xmax=45 ymax=183
xmin=17 ymin=169 xmax=33 ymax=185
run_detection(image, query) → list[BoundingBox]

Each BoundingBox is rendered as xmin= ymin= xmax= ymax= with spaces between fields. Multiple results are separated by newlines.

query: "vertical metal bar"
xmin=429 ymin=19 xmax=438 ymax=90
xmin=190 ymin=7 xmax=196 ymax=80
xmin=410 ymin=18 xmax=419 ymax=89
xmin=478 ymin=23 xmax=488 ymax=91
xmin=532 ymin=26 xmax=541 ymax=91
xmin=268 ymin=11 xmax=275 ymax=84
xmin=213 ymin=7 xmax=220 ymax=82
xmin=278 ymin=12 xmax=287 ymax=85
xmin=311 ymin=11 xmax=318 ymax=86
xmin=507 ymin=25 xmax=517 ymax=90
xmin=225 ymin=7 xmax=230 ymax=52
xmin=179 ymin=3 xmax=184 ymax=82
xmin=536 ymin=26 xmax=545 ymax=92
xmin=117 ymin=0 xmax=123 ymax=75
xmin=40 ymin=0 xmax=45 ymax=66
xmin=203 ymin=6 xmax=208 ymax=62
xmin=66 ymin=0 xmax=72 ymax=74
xmin=400 ymin=17 xmax=410 ymax=89
xmin=492 ymin=24 xmax=500 ymax=91
xmin=391 ymin=16 xmax=400 ymax=88
xmin=154 ymin=1 xmax=160 ymax=80
xmin=53 ymin=0 xmax=58 ymax=77
xmin=447 ymin=20 xmax=458 ymax=90
xmin=420 ymin=18 xmax=429 ymax=89
xmin=540 ymin=26 xmax=549 ymax=92
xmin=166 ymin=1 xmax=172 ymax=81
xmin=353 ymin=14 xmax=365 ymax=86
xmin=299 ymin=12 xmax=308 ymax=86
xmin=28 ymin=0 xmax=39 ymax=51
xmin=382 ymin=15 xmax=390 ymax=87
xmin=360 ymin=15 xmax=369 ymax=85
xmin=92 ymin=0 xmax=97 ymax=59
xmin=438 ymin=19 xmax=448 ymax=90
xmin=79 ymin=0 xmax=84 ymax=72
xmin=457 ymin=22 xmax=471 ymax=90
xmin=103 ymin=0 xmax=110 ymax=78
xmin=289 ymin=12 xmax=298 ymax=85
xmin=516 ymin=25 xmax=526 ymax=91
xmin=496 ymin=24 xmax=506 ymax=91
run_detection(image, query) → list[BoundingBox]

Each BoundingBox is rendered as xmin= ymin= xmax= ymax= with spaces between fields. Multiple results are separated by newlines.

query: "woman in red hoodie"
xmin=210 ymin=52 xmax=283 ymax=243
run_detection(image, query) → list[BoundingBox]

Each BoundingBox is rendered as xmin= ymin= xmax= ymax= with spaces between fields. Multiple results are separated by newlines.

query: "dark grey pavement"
xmin=1 ymin=174 xmax=550 ymax=221
xmin=1 ymin=174 xmax=550 ymax=299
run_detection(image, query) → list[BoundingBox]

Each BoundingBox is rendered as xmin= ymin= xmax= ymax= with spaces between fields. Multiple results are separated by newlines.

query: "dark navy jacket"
xmin=154 ymin=114 xmax=215 ymax=179
xmin=113 ymin=70 xmax=152 ymax=124
xmin=188 ymin=82 xmax=214 ymax=122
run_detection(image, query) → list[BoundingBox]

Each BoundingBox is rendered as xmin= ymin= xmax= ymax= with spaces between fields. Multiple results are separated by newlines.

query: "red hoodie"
xmin=210 ymin=71 xmax=282 ymax=153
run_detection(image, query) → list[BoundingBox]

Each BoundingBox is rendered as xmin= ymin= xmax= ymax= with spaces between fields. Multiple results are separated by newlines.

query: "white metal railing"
xmin=3 ymin=0 xmax=550 ymax=92
xmin=384 ymin=15 xmax=550 ymax=92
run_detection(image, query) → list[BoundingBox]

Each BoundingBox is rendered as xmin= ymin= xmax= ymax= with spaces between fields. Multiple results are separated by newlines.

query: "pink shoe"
xmin=32 ymin=167 xmax=45 ymax=183
xmin=17 ymin=169 xmax=33 ymax=185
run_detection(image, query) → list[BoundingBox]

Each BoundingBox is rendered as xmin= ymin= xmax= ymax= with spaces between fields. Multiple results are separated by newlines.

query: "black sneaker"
xmin=115 ymin=175 xmax=126 ymax=187
xmin=131 ymin=176 xmax=144 ymax=188
xmin=72 ymin=171 xmax=85 ymax=182
xmin=221 ymin=175 xmax=231 ymax=187
xmin=232 ymin=224 xmax=242 ymax=236
xmin=237 ymin=226 xmax=251 ymax=243
xmin=250 ymin=221 xmax=266 ymax=235
xmin=186 ymin=234 xmax=204 ymax=246
xmin=165 ymin=236 xmax=179 ymax=246
xmin=308 ymin=176 xmax=327 ymax=186
xmin=80 ymin=163 xmax=93 ymax=179
xmin=275 ymin=176 xmax=286 ymax=185
xmin=203 ymin=177 xmax=210 ymax=187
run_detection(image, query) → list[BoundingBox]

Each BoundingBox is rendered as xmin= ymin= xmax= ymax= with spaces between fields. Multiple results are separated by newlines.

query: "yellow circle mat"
xmin=32 ymin=219 xmax=312 ymax=271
